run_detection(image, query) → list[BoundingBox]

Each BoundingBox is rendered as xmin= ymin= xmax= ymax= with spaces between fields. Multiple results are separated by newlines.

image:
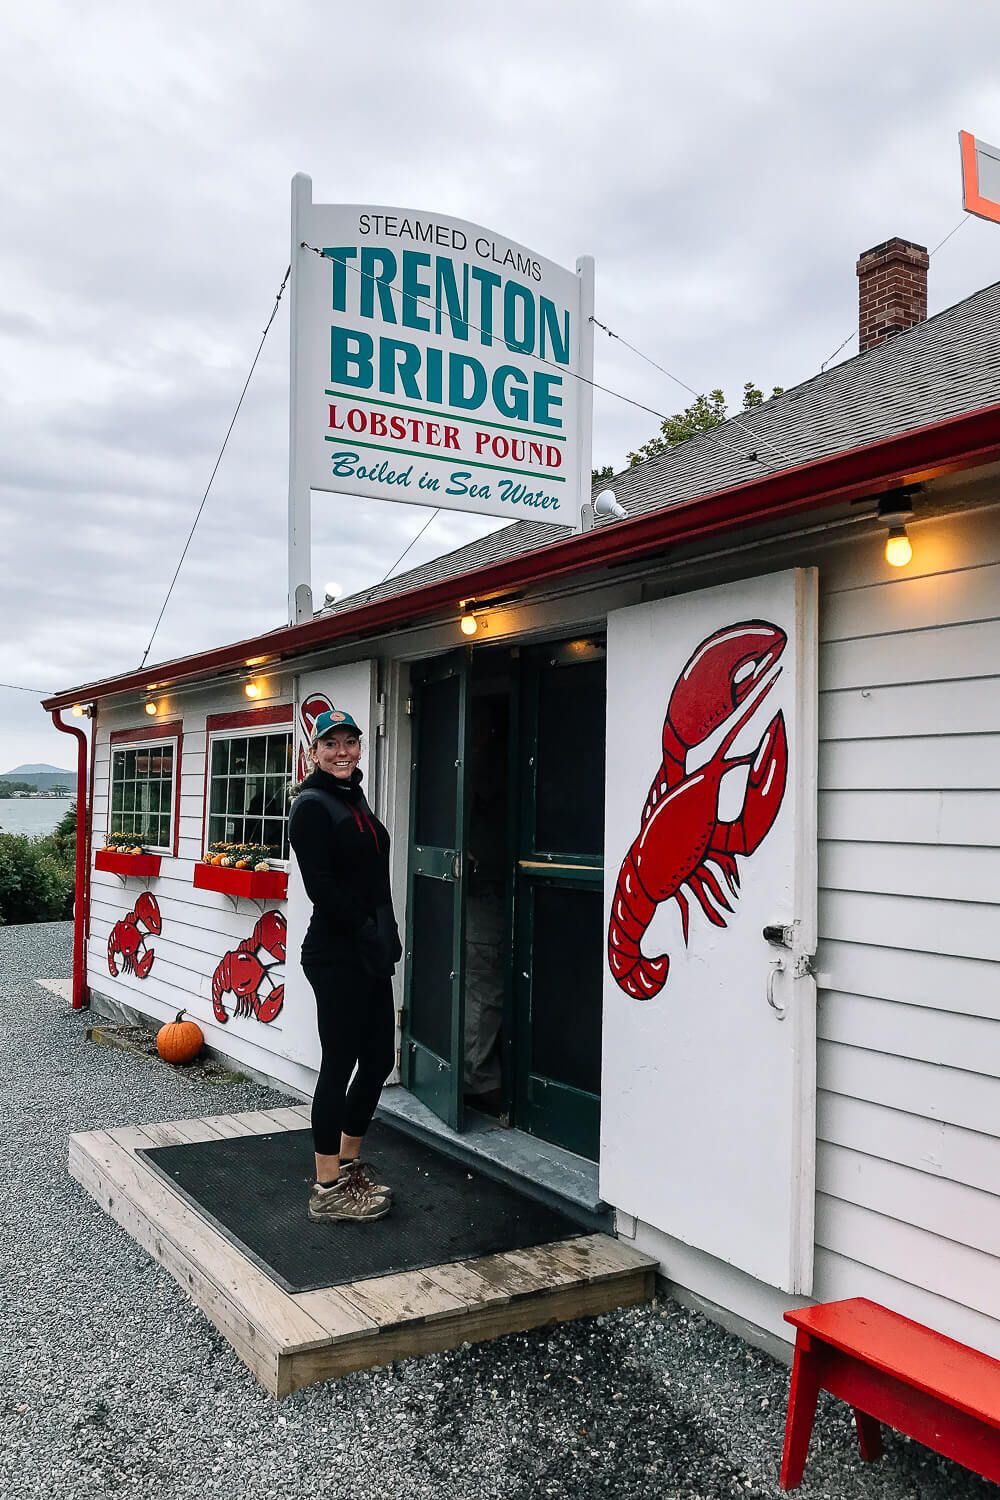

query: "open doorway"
xmin=401 ymin=637 xmax=605 ymax=1159
xmin=463 ymin=651 xmax=513 ymax=1118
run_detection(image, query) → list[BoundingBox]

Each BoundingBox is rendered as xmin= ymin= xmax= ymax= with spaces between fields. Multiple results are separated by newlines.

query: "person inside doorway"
xmin=288 ymin=708 xmax=402 ymax=1223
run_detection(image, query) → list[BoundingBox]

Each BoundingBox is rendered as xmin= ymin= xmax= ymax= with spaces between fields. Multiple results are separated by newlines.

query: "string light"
xmin=589 ymin=319 xmax=796 ymax=469
xmin=820 ymin=214 xmax=971 ymax=371
xmin=138 ymin=264 xmax=291 ymax=672
xmin=301 ymin=242 xmax=673 ymax=427
xmin=302 ymin=241 xmax=809 ymax=476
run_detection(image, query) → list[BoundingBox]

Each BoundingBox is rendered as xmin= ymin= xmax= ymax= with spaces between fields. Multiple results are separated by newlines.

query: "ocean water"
xmin=0 ymin=798 xmax=73 ymax=838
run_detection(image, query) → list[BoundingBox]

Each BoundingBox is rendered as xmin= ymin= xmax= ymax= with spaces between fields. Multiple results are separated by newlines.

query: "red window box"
xmin=193 ymin=863 xmax=288 ymax=901
xmin=94 ymin=849 xmax=163 ymax=878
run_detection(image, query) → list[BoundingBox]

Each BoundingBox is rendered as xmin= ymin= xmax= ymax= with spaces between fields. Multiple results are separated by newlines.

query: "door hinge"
xmin=405 ymin=695 xmax=414 ymax=716
xmin=396 ymin=1007 xmax=407 ymax=1029
xmin=375 ymin=694 xmax=387 ymax=736
xmin=394 ymin=1048 xmax=401 ymax=1071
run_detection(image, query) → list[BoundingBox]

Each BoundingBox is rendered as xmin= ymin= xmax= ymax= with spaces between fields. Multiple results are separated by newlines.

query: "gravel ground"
xmin=0 ymin=921 xmax=989 ymax=1500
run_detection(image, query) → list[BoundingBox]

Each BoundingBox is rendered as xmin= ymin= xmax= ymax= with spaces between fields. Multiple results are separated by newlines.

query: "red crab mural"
xmin=608 ymin=620 xmax=789 ymax=1001
xmin=296 ymin=692 xmax=334 ymax=781
xmin=211 ymin=910 xmax=286 ymax=1024
xmin=107 ymin=892 xmax=162 ymax=980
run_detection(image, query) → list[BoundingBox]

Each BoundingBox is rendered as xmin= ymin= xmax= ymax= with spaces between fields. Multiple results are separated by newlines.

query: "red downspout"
xmin=50 ymin=708 xmax=90 ymax=1010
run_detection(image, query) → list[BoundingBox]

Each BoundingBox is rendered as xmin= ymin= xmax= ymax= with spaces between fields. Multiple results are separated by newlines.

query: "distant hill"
xmin=1 ymin=763 xmax=77 ymax=792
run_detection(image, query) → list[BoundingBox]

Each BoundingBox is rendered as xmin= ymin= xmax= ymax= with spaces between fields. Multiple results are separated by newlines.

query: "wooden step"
xmin=68 ymin=1107 xmax=657 ymax=1398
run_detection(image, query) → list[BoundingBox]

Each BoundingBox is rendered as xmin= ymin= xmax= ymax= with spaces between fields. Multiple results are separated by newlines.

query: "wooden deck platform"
xmin=68 ymin=1106 xmax=657 ymax=1398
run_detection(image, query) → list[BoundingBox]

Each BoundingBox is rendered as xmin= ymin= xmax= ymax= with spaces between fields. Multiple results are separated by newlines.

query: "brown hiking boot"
xmin=340 ymin=1157 xmax=393 ymax=1200
xmin=308 ymin=1172 xmax=390 ymax=1223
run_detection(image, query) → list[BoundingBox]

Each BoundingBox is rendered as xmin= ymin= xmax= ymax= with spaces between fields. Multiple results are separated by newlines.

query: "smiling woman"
xmin=287 ymin=707 xmax=402 ymax=1224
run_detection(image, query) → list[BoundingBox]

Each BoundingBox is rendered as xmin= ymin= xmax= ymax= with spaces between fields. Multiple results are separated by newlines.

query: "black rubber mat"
xmin=138 ymin=1118 xmax=582 ymax=1293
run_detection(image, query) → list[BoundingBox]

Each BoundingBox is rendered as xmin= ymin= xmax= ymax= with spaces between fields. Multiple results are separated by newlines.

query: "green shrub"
xmin=0 ymin=803 xmax=77 ymax=924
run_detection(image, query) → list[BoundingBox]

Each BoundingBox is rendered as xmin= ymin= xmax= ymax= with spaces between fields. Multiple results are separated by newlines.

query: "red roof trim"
xmin=109 ymin=720 xmax=183 ymax=745
xmin=205 ymin=704 xmax=293 ymax=732
xmin=43 ymin=402 xmax=1000 ymax=712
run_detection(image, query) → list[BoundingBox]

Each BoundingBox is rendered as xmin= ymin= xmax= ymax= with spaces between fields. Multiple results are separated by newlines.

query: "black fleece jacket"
xmin=288 ymin=767 xmax=393 ymax=961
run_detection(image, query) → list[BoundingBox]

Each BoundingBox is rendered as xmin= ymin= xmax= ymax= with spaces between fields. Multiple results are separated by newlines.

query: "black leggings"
xmin=304 ymin=963 xmax=396 ymax=1156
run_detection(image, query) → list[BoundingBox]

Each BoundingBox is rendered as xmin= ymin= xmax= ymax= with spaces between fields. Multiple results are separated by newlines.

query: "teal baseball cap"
xmin=313 ymin=708 xmax=363 ymax=740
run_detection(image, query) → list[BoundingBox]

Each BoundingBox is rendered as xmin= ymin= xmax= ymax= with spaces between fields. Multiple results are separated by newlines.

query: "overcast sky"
xmin=2 ymin=0 xmax=998 ymax=771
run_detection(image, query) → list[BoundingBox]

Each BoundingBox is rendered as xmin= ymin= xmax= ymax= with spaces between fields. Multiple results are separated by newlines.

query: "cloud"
xmin=3 ymin=0 xmax=999 ymax=763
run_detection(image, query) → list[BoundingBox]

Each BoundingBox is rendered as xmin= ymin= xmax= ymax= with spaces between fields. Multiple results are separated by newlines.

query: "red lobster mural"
xmin=211 ymin=910 xmax=286 ymax=1024
xmin=608 ymin=620 xmax=789 ymax=1000
xmin=107 ymin=892 xmax=162 ymax=979
xmin=296 ymin=692 xmax=334 ymax=781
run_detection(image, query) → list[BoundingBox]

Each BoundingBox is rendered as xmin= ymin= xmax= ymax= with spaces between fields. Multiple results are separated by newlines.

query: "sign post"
xmin=287 ymin=175 xmax=593 ymax=622
xmin=288 ymin=173 xmax=314 ymax=624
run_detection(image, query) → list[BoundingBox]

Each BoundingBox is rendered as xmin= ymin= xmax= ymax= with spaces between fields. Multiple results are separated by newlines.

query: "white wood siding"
xmin=87 ymin=677 xmax=316 ymax=1092
xmin=813 ymin=504 xmax=1000 ymax=1358
xmin=80 ymin=500 xmax=1000 ymax=1360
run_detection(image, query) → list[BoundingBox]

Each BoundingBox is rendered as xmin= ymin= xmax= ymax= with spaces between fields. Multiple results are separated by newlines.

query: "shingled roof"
xmin=325 ymin=277 xmax=1000 ymax=615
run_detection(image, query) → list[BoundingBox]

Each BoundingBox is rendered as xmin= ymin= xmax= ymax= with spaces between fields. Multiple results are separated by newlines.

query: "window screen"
xmin=530 ymin=883 xmax=603 ymax=1097
xmin=207 ymin=732 xmax=292 ymax=857
xmin=414 ymin=674 xmax=460 ymax=849
xmin=110 ymin=743 xmax=175 ymax=850
xmin=535 ymin=659 xmax=606 ymax=855
xmin=409 ymin=875 xmax=454 ymax=1061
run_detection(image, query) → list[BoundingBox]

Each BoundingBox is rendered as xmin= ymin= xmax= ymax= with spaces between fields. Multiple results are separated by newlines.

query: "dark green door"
xmin=513 ymin=639 xmax=606 ymax=1160
xmin=401 ymin=652 xmax=469 ymax=1129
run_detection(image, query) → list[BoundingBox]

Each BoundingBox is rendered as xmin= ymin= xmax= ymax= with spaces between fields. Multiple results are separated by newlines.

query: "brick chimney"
xmin=856 ymin=237 xmax=929 ymax=353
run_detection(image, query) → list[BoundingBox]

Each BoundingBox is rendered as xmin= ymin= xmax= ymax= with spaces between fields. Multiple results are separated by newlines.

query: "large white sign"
xmin=289 ymin=177 xmax=593 ymax=546
xmin=601 ymin=569 xmax=818 ymax=1294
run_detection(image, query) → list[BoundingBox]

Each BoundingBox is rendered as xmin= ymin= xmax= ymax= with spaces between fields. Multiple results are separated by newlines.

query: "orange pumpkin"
xmin=156 ymin=1010 xmax=204 ymax=1065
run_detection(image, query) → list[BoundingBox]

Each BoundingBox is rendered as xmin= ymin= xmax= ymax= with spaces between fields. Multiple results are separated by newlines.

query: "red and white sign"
xmin=960 ymin=130 xmax=1000 ymax=226
xmin=601 ymin=569 xmax=819 ymax=1294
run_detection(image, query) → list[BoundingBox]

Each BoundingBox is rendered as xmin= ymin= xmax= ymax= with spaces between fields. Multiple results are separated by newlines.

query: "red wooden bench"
xmin=780 ymin=1298 xmax=1000 ymax=1490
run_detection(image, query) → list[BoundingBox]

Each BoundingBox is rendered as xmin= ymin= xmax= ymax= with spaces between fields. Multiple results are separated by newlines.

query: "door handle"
xmin=766 ymin=959 xmax=787 ymax=1020
xmin=451 ymin=852 xmax=462 ymax=879
xmin=517 ymin=859 xmax=600 ymax=874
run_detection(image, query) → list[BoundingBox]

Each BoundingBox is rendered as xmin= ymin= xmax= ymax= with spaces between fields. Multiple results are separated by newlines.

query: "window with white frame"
xmin=109 ymin=742 xmax=176 ymax=851
xmin=207 ymin=730 xmax=293 ymax=859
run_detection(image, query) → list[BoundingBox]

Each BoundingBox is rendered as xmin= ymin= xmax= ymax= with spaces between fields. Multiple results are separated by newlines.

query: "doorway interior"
xmin=401 ymin=636 xmax=606 ymax=1161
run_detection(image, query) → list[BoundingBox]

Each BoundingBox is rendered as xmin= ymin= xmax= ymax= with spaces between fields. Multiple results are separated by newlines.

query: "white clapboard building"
xmin=46 ymin=239 xmax=1000 ymax=1361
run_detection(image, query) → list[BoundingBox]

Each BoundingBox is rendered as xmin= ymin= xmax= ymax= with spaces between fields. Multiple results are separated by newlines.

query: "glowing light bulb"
xmin=244 ymin=679 xmax=262 ymax=699
xmin=885 ymin=527 xmax=912 ymax=568
xmin=71 ymin=703 xmax=85 ymax=717
xmin=144 ymin=700 xmax=159 ymax=717
xmin=460 ymin=614 xmax=479 ymax=637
